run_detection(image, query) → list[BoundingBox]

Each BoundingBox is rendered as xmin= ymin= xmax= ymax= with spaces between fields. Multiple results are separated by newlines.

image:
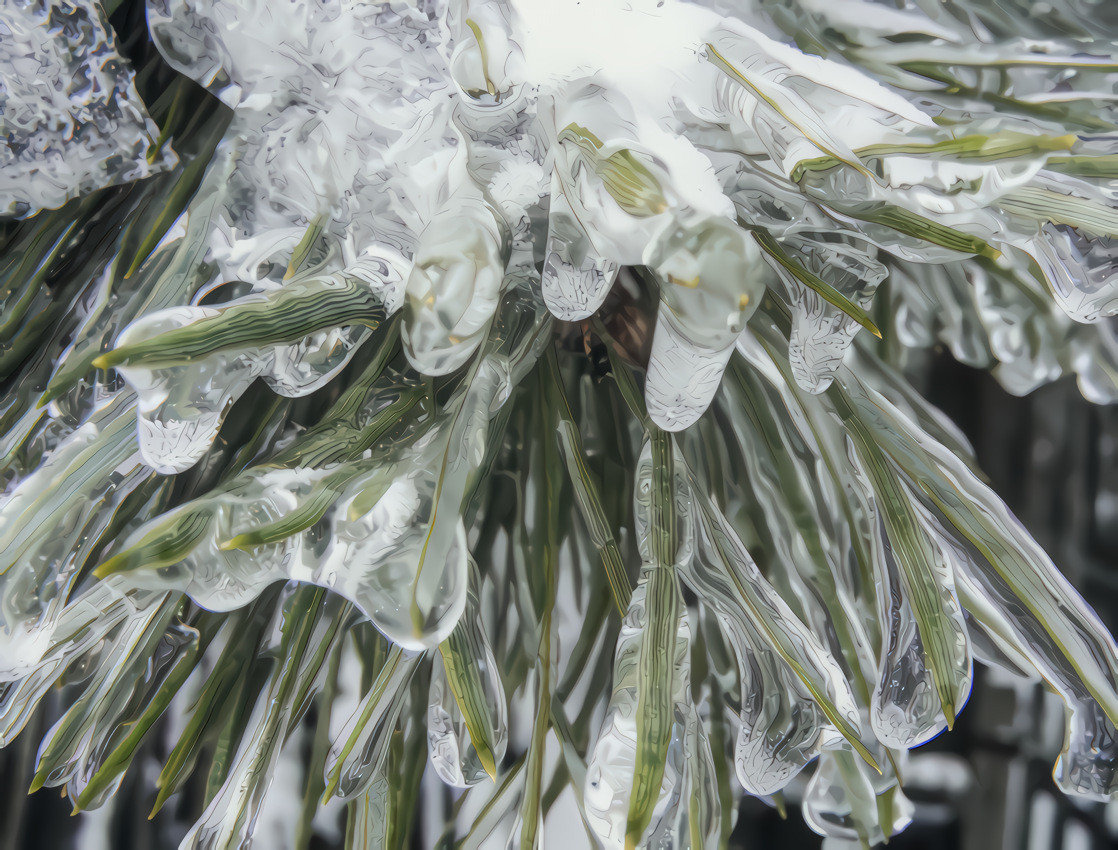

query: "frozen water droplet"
xmin=326 ymin=361 xmax=508 ymax=649
xmin=775 ymin=234 xmax=886 ymax=395
xmin=803 ymin=750 xmax=913 ymax=845
xmin=732 ymin=629 xmax=827 ymax=794
xmin=332 ymin=489 xmax=469 ymax=652
xmin=263 ymin=326 xmax=370 ymax=398
xmin=1026 ymin=225 xmax=1118 ymax=324
xmin=427 ymin=657 xmax=477 ymax=787
xmin=402 ymin=202 xmax=507 ymax=376
xmin=540 ymin=172 xmax=619 ymax=321
xmin=848 ymin=460 xmax=972 ymax=749
xmin=426 ymin=649 xmax=507 ymax=787
xmin=1054 ymin=700 xmax=1118 ymax=801
xmin=788 ymin=302 xmax=859 ymax=395
xmin=645 ymin=306 xmax=737 ymax=432
xmin=864 ymin=500 xmax=961 ymax=750
xmin=114 ymin=308 xmax=267 ymax=474
xmin=426 ymin=563 xmax=507 ymax=787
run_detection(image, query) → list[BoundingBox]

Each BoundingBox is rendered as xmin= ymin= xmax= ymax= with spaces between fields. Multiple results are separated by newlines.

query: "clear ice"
xmin=2 ymin=0 xmax=1118 ymax=846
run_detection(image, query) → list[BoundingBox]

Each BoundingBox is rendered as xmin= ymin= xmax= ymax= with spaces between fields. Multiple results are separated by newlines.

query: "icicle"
xmin=585 ymin=434 xmax=696 ymax=849
xmin=402 ymin=200 xmax=508 ymax=376
xmin=644 ymin=219 xmax=766 ymax=431
xmin=540 ymin=172 xmax=620 ymax=321
xmin=776 ymin=233 xmax=886 ymax=394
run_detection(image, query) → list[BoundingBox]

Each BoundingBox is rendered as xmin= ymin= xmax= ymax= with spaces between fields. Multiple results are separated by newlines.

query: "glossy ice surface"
xmin=2 ymin=0 xmax=1118 ymax=847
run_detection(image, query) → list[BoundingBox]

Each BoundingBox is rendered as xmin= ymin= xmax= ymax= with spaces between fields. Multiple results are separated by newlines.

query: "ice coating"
xmin=101 ymin=362 xmax=504 ymax=650
xmin=584 ymin=432 xmax=714 ymax=848
xmin=583 ymin=579 xmax=693 ymax=850
xmin=691 ymin=581 xmax=826 ymax=795
xmin=426 ymin=564 xmax=508 ymax=787
xmin=1022 ymin=226 xmax=1118 ymax=324
xmin=869 ymin=519 xmax=951 ymax=751
xmin=0 ymin=580 xmax=167 ymax=746
xmin=802 ymin=749 xmax=914 ymax=846
xmin=64 ymin=620 xmax=198 ymax=810
xmin=326 ymin=648 xmax=421 ymax=801
xmin=347 ymin=773 xmax=392 ymax=849
xmin=147 ymin=0 xmax=467 ymax=263
xmin=837 ymin=432 xmax=975 ymax=750
xmin=632 ymin=436 xmax=695 ymax=570
xmin=840 ymin=364 xmax=1118 ymax=800
xmin=112 ymin=263 xmax=402 ymax=474
xmin=183 ymin=589 xmax=346 ymax=849
xmin=29 ymin=595 xmax=176 ymax=798
xmin=3 ymin=0 xmax=1118 ymax=844
xmin=0 ymin=399 xmax=144 ymax=679
xmin=0 ymin=0 xmax=173 ymax=218
xmin=70 ymin=0 xmax=1099 ymax=458
xmin=686 ymin=497 xmax=864 ymax=795
xmin=427 ymin=657 xmax=481 ymax=787
xmin=736 ymin=321 xmax=1115 ymax=803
